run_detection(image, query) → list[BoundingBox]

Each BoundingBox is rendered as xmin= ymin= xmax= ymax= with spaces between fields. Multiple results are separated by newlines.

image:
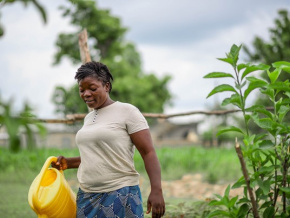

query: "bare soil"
xmin=140 ymin=174 xmax=243 ymax=201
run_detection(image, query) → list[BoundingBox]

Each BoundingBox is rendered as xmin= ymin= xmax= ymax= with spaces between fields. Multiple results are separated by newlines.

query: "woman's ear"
xmin=105 ymin=82 xmax=110 ymax=92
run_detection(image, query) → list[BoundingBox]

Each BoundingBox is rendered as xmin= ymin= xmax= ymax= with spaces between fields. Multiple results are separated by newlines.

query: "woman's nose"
xmin=83 ymin=90 xmax=91 ymax=96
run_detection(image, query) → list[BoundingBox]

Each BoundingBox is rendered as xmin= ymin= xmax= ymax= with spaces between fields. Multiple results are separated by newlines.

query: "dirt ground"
xmin=69 ymin=173 xmax=244 ymax=201
xmin=140 ymin=174 xmax=243 ymax=201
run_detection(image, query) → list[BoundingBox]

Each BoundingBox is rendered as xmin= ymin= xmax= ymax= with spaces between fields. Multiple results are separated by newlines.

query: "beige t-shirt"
xmin=76 ymin=101 xmax=149 ymax=193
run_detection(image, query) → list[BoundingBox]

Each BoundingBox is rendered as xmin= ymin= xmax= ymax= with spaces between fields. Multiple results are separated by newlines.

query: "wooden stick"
xmin=78 ymin=28 xmax=93 ymax=112
xmin=33 ymin=118 xmax=76 ymax=124
xmin=27 ymin=107 xmax=274 ymax=124
xmin=64 ymin=109 xmax=243 ymax=121
xmin=235 ymin=138 xmax=260 ymax=218
xmin=78 ymin=29 xmax=92 ymax=64
xmin=142 ymin=109 xmax=242 ymax=118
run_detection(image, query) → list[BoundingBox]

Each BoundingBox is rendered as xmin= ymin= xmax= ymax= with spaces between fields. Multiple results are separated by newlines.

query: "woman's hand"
xmin=51 ymin=156 xmax=81 ymax=170
xmin=146 ymin=189 xmax=165 ymax=218
xmin=51 ymin=156 xmax=68 ymax=170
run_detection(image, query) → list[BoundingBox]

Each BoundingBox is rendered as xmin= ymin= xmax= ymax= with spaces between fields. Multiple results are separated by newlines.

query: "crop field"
xmin=0 ymin=145 xmax=241 ymax=217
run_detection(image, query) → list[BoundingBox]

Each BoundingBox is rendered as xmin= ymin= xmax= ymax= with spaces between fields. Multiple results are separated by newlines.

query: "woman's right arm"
xmin=51 ymin=156 xmax=81 ymax=170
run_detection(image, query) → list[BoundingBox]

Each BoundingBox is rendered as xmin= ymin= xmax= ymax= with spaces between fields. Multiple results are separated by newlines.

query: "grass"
xmin=135 ymin=145 xmax=241 ymax=183
xmin=0 ymin=145 xmax=240 ymax=217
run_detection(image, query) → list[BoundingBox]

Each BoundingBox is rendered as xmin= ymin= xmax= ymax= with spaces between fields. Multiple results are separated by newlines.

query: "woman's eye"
xmin=91 ymin=88 xmax=97 ymax=91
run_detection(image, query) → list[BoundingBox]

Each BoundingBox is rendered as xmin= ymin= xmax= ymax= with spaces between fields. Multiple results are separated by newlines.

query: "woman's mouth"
xmin=85 ymin=99 xmax=95 ymax=104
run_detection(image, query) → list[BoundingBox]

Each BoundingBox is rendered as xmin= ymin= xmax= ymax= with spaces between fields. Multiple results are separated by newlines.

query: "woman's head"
xmin=75 ymin=61 xmax=114 ymax=92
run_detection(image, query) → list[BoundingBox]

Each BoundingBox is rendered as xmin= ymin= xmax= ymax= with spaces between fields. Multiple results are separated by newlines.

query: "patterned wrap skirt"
xmin=76 ymin=185 xmax=144 ymax=218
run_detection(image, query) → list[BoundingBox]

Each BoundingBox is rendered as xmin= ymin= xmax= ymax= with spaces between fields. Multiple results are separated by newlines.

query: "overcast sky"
xmin=1 ymin=0 xmax=290 ymax=123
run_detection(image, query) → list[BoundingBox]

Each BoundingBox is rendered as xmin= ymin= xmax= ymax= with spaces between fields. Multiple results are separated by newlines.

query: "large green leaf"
xmin=251 ymin=113 xmax=273 ymax=130
xmin=217 ymin=126 xmax=244 ymax=136
xmin=279 ymin=187 xmax=290 ymax=194
xmin=216 ymin=44 xmax=241 ymax=68
xmin=228 ymin=196 xmax=238 ymax=208
xmin=224 ymin=184 xmax=231 ymax=198
xmin=207 ymin=210 xmax=231 ymax=218
xmin=278 ymin=105 xmax=290 ymax=122
xmin=229 ymin=44 xmax=242 ymax=67
xmin=260 ymin=201 xmax=273 ymax=209
xmin=244 ymin=77 xmax=268 ymax=100
xmin=237 ymin=63 xmax=248 ymax=72
xmin=221 ymin=93 xmax=242 ymax=108
xmin=267 ymin=68 xmax=281 ymax=83
xmin=217 ymin=57 xmax=234 ymax=66
xmin=237 ymin=204 xmax=249 ymax=218
xmin=263 ymin=206 xmax=275 ymax=217
xmin=245 ymin=105 xmax=273 ymax=119
xmin=259 ymin=140 xmax=274 ymax=150
xmin=241 ymin=64 xmax=270 ymax=80
xmin=268 ymin=81 xmax=290 ymax=92
xmin=206 ymin=84 xmax=237 ymax=98
xmin=272 ymin=61 xmax=290 ymax=73
xmin=203 ymin=72 xmax=234 ymax=79
xmin=232 ymin=176 xmax=246 ymax=189
xmin=258 ymin=166 xmax=275 ymax=175
xmin=260 ymin=88 xmax=275 ymax=101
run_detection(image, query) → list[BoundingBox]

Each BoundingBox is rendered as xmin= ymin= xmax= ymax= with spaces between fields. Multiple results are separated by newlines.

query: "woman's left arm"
xmin=130 ymin=129 xmax=165 ymax=218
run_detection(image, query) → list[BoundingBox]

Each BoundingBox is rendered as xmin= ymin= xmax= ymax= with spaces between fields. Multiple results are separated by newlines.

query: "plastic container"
xmin=28 ymin=156 xmax=76 ymax=218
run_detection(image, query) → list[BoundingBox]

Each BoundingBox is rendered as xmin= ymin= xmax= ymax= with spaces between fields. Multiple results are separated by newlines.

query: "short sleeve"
xmin=126 ymin=106 xmax=149 ymax=134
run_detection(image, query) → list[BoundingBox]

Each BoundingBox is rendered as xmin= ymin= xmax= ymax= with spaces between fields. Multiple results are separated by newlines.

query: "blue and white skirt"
xmin=76 ymin=185 xmax=144 ymax=218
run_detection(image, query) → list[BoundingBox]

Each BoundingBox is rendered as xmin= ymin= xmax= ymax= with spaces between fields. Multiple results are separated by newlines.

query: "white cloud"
xmin=0 ymin=0 xmax=289 ymax=120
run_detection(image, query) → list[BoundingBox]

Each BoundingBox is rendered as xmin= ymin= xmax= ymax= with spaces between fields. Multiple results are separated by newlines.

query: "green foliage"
xmin=135 ymin=146 xmax=240 ymax=182
xmin=202 ymin=127 xmax=238 ymax=148
xmin=0 ymin=98 xmax=46 ymax=152
xmin=244 ymin=10 xmax=290 ymax=66
xmin=0 ymin=146 xmax=240 ymax=182
xmin=204 ymin=44 xmax=290 ymax=217
xmin=51 ymin=85 xmax=88 ymax=115
xmin=244 ymin=9 xmax=290 ymax=113
xmin=161 ymin=201 xmax=212 ymax=218
xmin=0 ymin=0 xmax=47 ymax=37
xmin=51 ymin=0 xmax=172 ymax=116
xmin=0 ymin=146 xmax=238 ymax=217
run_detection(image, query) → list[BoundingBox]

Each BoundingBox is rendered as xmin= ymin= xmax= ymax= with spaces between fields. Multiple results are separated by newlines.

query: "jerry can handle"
xmin=32 ymin=156 xmax=59 ymax=209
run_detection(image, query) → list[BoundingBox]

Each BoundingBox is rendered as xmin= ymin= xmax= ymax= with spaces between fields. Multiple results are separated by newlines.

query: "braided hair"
xmin=75 ymin=61 xmax=114 ymax=93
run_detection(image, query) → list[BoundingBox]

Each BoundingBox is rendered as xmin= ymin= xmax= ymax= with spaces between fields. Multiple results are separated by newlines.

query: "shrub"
xmin=204 ymin=44 xmax=290 ymax=217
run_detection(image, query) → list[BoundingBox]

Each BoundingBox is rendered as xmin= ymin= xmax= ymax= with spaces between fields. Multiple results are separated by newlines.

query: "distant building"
xmin=0 ymin=119 xmax=201 ymax=148
xmin=0 ymin=123 xmax=80 ymax=149
xmin=0 ymin=126 xmax=9 ymax=147
xmin=150 ymin=119 xmax=200 ymax=146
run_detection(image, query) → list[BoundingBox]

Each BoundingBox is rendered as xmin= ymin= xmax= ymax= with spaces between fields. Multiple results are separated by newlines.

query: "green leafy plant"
xmin=0 ymin=98 xmax=46 ymax=152
xmin=204 ymin=44 xmax=290 ymax=217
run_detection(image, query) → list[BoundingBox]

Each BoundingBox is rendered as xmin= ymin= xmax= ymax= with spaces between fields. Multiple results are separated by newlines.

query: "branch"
xmin=235 ymin=138 xmax=260 ymax=218
xmin=29 ymin=107 xmax=274 ymax=124
xmin=142 ymin=108 xmax=242 ymax=119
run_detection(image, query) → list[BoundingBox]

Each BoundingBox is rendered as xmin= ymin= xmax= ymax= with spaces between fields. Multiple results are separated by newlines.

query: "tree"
xmin=51 ymin=0 xmax=172 ymax=117
xmin=0 ymin=0 xmax=47 ymax=37
xmin=244 ymin=9 xmax=290 ymax=74
xmin=243 ymin=9 xmax=290 ymax=131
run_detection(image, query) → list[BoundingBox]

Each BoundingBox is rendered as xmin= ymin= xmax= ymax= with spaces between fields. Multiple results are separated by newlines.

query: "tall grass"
xmin=0 ymin=145 xmax=241 ymax=183
xmin=135 ymin=146 xmax=241 ymax=183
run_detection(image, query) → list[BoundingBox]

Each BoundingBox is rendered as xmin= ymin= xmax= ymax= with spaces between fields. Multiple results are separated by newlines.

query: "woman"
xmin=52 ymin=61 xmax=165 ymax=218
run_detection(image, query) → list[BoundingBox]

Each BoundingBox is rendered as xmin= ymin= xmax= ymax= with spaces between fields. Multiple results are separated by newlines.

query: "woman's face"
xmin=78 ymin=76 xmax=110 ymax=109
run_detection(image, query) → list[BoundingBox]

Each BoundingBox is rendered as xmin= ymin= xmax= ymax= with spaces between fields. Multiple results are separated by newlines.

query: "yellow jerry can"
xmin=28 ymin=156 xmax=76 ymax=218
